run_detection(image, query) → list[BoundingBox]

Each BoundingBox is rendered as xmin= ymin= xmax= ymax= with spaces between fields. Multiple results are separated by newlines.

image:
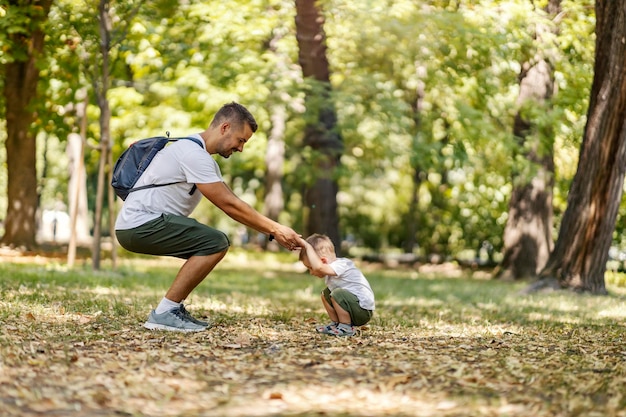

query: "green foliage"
xmin=324 ymin=1 xmax=523 ymax=251
xmin=1 ymin=0 xmax=608 ymax=259
xmin=318 ymin=0 xmax=599 ymax=254
xmin=0 ymin=1 xmax=50 ymax=63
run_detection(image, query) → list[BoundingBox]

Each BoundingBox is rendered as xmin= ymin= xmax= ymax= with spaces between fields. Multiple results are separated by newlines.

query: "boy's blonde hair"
xmin=305 ymin=234 xmax=335 ymax=257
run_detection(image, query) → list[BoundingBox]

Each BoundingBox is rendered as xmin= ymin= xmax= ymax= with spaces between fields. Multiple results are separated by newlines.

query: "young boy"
xmin=297 ymin=234 xmax=375 ymax=336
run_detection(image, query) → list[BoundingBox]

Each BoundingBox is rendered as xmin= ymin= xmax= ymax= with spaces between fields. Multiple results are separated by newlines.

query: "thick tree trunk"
xmin=295 ymin=0 xmax=342 ymax=252
xmin=1 ymin=0 xmax=53 ymax=249
xmin=499 ymin=165 xmax=554 ymax=279
xmin=536 ymin=0 xmax=626 ymax=294
xmin=498 ymin=60 xmax=555 ymax=280
xmin=497 ymin=2 xmax=559 ymax=280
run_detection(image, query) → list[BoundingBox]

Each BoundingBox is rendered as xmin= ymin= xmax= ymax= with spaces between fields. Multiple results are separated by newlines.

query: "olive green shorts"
xmin=322 ymin=287 xmax=373 ymax=326
xmin=116 ymin=213 xmax=230 ymax=259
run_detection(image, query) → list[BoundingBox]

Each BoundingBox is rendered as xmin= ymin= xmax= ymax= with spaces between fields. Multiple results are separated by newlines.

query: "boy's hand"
xmin=272 ymin=225 xmax=302 ymax=251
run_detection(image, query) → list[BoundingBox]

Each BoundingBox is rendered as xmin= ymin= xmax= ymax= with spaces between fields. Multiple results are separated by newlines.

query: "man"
xmin=115 ymin=102 xmax=301 ymax=332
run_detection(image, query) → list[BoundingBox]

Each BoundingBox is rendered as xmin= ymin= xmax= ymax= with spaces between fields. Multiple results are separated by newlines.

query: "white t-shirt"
xmin=325 ymin=258 xmax=375 ymax=310
xmin=115 ymin=134 xmax=223 ymax=230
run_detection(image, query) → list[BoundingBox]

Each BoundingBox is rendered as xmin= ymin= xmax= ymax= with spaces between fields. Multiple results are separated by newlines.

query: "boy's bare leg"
xmin=330 ymin=298 xmax=352 ymax=325
xmin=165 ymin=250 xmax=228 ymax=302
xmin=321 ymin=293 xmax=339 ymax=322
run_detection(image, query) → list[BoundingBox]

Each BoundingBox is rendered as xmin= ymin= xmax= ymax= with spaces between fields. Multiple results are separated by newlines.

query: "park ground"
xmin=0 ymin=249 xmax=625 ymax=417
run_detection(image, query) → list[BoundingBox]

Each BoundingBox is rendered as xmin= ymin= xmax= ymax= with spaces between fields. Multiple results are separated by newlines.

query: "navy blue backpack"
xmin=111 ymin=134 xmax=203 ymax=200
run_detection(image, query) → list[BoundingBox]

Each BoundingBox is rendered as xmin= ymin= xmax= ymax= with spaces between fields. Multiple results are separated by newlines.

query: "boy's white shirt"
xmin=326 ymin=258 xmax=376 ymax=310
xmin=115 ymin=133 xmax=222 ymax=230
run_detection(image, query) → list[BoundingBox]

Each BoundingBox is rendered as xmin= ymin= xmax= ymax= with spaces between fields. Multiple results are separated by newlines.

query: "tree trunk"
xmin=67 ymin=90 xmax=92 ymax=267
xmin=67 ymin=134 xmax=88 ymax=265
xmin=261 ymin=28 xmax=295 ymax=251
xmin=403 ymin=166 xmax=423 ymax=254
xmin=498 ymin=60 xmax=555 ymax=279
xmin=92 ymin=0 xmax=112 ymax=270
xmin=263 ymin=103 xmax=286 ymax=252
xmin=1 ymin=0 xmax=53 ymax=249
xmin=497 ymin=1 xmax=560 ymax=280
xmin=295 ymin=0 xmax=342 ymax=252
xmin=107 ymin=140 xmax=116 ymax=269
xmin=402 ymin=73 xmax=426 ymax=254
xmin=535 ymin=0 xmax=626 ymax=294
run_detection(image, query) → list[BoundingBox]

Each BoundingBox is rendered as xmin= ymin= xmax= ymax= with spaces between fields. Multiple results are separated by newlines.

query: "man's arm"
xmin=197 ymin=181 xmax=301 ymax=249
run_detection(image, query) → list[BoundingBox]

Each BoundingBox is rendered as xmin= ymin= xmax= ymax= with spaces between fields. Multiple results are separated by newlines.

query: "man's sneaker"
xmin=329 ymin=323 xmax=356 ymax=337
xmin=143 ymin=307 xmax=207 ymax=332
xmin=180 ymin=304 xmax=211 ymax=327
xmin=315 ymin=322 xmax=338 ymax=334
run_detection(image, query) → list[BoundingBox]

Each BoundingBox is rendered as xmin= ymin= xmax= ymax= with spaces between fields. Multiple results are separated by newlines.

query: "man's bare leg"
xmin=165 ymin=249 xmax=228 ymax=302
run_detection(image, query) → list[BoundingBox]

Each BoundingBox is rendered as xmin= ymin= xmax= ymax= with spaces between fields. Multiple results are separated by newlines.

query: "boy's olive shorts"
xmin=116 ymin=213 xmax=230 ymax=259
xmin=322 ymin=287 xmax=373 ymax=326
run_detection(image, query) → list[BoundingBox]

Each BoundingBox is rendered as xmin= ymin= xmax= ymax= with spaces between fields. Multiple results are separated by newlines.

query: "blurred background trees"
xmin=0 ymin=0 xmax=53 ymax=248
xmin=1 ymin=0 xmax=623 ymax=293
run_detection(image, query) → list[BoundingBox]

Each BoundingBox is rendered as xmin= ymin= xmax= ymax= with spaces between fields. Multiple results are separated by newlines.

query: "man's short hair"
xmin=211 ymin=102 xmax=258 ymax=132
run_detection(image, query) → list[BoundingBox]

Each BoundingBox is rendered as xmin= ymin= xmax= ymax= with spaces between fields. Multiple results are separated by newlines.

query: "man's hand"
xmin=272 ymin=225 xmax=302 ymax=251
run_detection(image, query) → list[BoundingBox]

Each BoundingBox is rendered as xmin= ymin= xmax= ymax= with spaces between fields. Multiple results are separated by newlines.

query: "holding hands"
xmin=271 ymin=224 xmax=302 ymax=251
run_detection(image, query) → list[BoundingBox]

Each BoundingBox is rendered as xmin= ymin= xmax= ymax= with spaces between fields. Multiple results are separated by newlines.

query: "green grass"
xmin=1 ymin=251 xmax=625 ymax=417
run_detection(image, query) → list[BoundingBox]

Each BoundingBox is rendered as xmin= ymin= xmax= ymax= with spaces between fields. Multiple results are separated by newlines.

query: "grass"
xmin=1 ymin=250 xmax=625 ymax=417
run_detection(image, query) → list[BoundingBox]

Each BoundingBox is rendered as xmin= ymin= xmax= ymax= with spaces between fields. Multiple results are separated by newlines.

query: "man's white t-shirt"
xmin=115 ymin=134 xmax=223 ymax=230
xmin=325 ymin=258 xmax=376 ymax=311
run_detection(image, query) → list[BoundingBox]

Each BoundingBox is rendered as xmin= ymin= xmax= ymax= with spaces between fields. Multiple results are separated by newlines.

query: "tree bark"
xmin=498 ymin=61 xmax=555 ymax=279
xmin=401 ymin=67 xmax=426 ymax=254
xmin=497 ymin=1 xmax=559 ymax=280
xmin=92 ymin=0 xmax=113 ymax=270
xmin=67 ymin=133 xmax=90 ymax=265
xmin=535 ymin=0 xmax=626 ymax=294
xmin=68 ymin=89 xmax=92 ymax=267
xmin=1 ymin=0 xmax=53 ymax=249
xmin=107 ymin=138 xmax=116 ymax=269
xmin=294 ymin=0 xmax=342 ymax=252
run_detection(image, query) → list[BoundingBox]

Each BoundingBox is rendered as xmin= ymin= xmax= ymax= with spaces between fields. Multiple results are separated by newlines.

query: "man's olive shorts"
xmin=116 ymin=214 xmax=230 ymax=259
xmin=322 ymin=287 xmax=373 ymax=326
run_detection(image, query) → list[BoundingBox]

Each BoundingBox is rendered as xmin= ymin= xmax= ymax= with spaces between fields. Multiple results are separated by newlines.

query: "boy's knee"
xmin=321 ymin=287 xmax=332 ymax=303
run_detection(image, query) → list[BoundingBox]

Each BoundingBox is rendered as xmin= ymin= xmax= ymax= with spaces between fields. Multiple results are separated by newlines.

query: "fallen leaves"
xmin=1 ymin=316 xmax=626 ymax=417
xmin=1 ymin=261 xmax=626 ymax=417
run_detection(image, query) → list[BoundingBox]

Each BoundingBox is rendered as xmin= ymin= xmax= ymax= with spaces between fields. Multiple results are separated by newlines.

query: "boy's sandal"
xmin=316 ymin=322 xmax=338 ymax=334
xmin=330 ymin=324 xmax=356 ymax=337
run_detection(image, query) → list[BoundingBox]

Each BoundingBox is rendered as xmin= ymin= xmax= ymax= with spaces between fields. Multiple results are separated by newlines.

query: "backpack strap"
xmin=130 ymin=136 xmax=204 ymax=195
xmin=177 ymin=136 xmax=204 ymax=148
